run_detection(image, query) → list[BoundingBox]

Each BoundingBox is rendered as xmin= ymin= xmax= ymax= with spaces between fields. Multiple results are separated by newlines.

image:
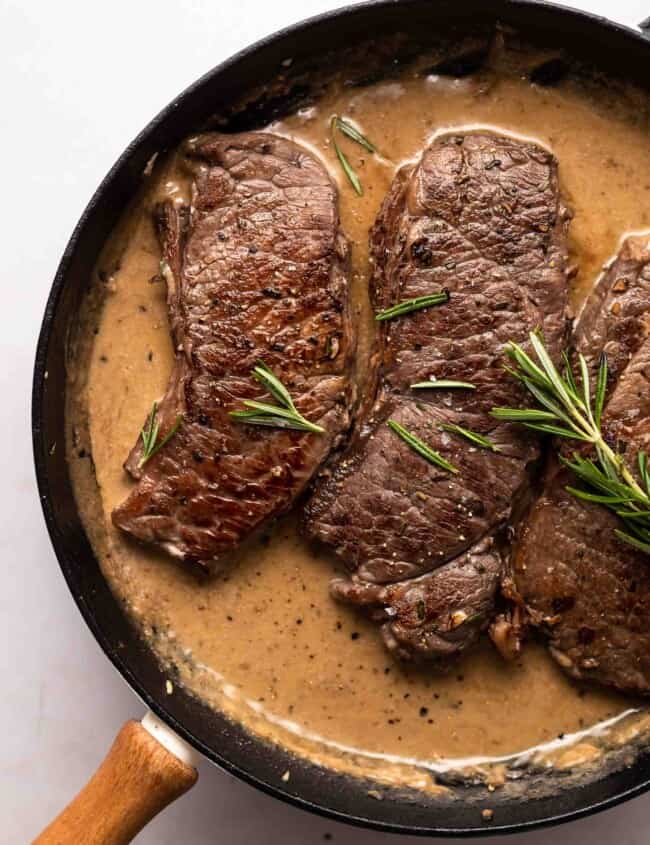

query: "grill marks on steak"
xmin=515 ymin=235 xmax=650 ymax=695
xmin=112 ymin=132 xmax=352 ymax=568
xmin=304 ymin=133 xmax=570 ymax=661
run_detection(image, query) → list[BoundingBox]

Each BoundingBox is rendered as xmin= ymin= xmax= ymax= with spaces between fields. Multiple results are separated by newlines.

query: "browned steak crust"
xmin=515 ymin=235 xmax=650 ymax=695
xmin=305 ymin=132 xmax=570 ymax=661
xmin=112 ymin=132 xmax=353 ymax=568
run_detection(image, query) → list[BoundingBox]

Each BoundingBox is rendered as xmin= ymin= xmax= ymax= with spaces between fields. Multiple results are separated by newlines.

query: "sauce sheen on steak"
xmin=304 ymin=132 xmax=570 ymax=661
xmin=112 ymin=132 xmax=353 ymax=568
xmin=515 ymin=234 xmax=650 ymax=695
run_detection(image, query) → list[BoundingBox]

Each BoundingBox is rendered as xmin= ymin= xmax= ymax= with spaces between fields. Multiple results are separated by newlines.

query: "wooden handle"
xmin=33 ymin=720 xmax=198 ymax=845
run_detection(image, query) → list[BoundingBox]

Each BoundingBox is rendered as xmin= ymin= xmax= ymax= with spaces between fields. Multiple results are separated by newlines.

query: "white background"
xmin=2 ymin=0 xmax=649 ymax=842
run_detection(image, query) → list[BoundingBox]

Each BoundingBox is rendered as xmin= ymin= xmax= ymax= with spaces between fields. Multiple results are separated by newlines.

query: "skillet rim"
xmin=32 ymin=0 xmax=650 ymax=835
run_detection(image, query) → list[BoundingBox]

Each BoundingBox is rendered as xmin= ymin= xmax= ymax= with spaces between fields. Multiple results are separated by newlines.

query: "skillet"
xmin=32 ymin=0 xmax=650 ymax=839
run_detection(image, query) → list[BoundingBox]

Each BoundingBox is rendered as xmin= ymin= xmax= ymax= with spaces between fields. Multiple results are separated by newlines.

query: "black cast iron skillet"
xmin=32 ymin=0 xmax=650 ymax=839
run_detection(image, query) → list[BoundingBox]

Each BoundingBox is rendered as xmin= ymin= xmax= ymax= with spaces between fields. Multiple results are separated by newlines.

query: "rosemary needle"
xmin=412 ymin=379 xmax=476 ymax=390
xmin=375 ymin=291 xmax=449 ymax=322
xmin=388 ymin=419 xmax=458 ymax=474
xmin=334 ymin=117 xmax=377 ymax=153
xmin=439 ymin=422 xmax=500 ymax=452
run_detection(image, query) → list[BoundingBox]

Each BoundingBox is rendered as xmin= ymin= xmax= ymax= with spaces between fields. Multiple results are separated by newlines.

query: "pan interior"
xmin=37 ymin=3 xmax=650 ymax=835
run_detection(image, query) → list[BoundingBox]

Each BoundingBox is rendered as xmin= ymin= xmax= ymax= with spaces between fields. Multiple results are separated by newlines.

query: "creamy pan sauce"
xmin=68 ymin=56 xmax=650 ymax=791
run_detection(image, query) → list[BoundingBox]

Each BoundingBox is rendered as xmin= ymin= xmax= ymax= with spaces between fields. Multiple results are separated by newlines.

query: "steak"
xmin=304 ymin=132 xmax=570 ymax=661
xmin=514 ymin=235 xmax=650 ymax=695
xmin=112 ymin=132 xmax=353 ymax=568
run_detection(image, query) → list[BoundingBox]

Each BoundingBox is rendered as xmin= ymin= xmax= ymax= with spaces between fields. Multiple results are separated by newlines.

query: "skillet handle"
xmin=32 ymin=716 xmax=198 ymax=845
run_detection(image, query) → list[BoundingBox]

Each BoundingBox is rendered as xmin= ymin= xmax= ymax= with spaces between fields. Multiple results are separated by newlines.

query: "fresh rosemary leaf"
xmin=562 ymin=455 xmax=630 ymax=497
xmin=566 ymin=456 xmax=617 ymax=489
xmin=491 ymin=407 xmax=560 ymax=423
xmin=639 ymin=451 xmax=650 ymax=494
xmin=141 ymin=402 xmax=159 ymax=457
xmin=524 ymin=422 xmax=585 ymax=439
xmin=439 ymin=422 xmax=500 ymax=452
xmin=526 ymin=382 xmax=580 ymax=430
xmin=235 ymin=400 xmax=300 ymax=421
xmin=594 ymin=353 xmax=608 ymax=427
xmin=598 ymin=444 xmax=621 ymax=484
xmin=335 ymin=117 xmax=376 ymax=153
xmin=233 ymin=399 xmax=324 ymax=432
xmin=529 ymin=332 xmax=573 ymax=408
xmin=562 ymin=351 xmax=581 ymax=404
xmin=375 ymin=291 xmax=449 ymax=322
xmin=493 ymin=390 xmax=576 ymax=438
xmin=331 ymin=117 xmax=363 ymax=196
xmin=578 ymin=353 xmax=592 ymax=419
xmin=230 ymin=363 xmax=324 ymax=434
xmin=614 ymin=529 xmax=650 ymax=554
xmin=506 ymin=340 xmax=552 ymax=391
xmin=627 ymin=520 xmax=650 ymax=541
xmin=411 ymin=379 xmax=476 ymax=390
xmin=252 ymin=363 xmax=296 ymax=411
xmin=229 ymin=411 xmax=319 ymax=432
xmin=388 ymin=419 xmax=458 ymax=474
xmin=138 ymin=402 xmax=182 ymax=468
xmin=565 ymin=486 xmax=636 ymax=506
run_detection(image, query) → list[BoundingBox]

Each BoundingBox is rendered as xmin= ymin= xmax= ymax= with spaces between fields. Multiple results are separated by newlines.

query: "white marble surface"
xmin=2 ymin=0 xmax=650 ymax=841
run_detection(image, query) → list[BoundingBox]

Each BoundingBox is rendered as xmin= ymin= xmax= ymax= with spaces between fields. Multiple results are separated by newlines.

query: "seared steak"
xmin=514 ymin=235 xmax=650 ymax=695
xmin=332 ymin=537 xmax=503 ymax=662
xmin=305 ymin=132 xmax=570 ymax=661
xmin=112 ymin=132 xmax=353 ymax=568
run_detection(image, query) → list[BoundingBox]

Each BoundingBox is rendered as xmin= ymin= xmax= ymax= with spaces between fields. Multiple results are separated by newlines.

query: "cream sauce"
xmin=68 ymin=58 xmax=650 ymax=792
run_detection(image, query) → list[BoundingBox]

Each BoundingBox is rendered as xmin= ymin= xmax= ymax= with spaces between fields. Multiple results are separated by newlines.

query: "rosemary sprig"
xmin=138 ymin=402 xmax=182 ymax=468
xmin=615 ymin=530 xmax=650 ymax=554
xmin=439 ymin=422 xmax=500 ymax=452
xmin=330 ymin=115 xmax=378 ymax=196
xmin=387 ymin=419 xmax=458 ymax=474
xmin=411 ymin=379 xmax=476 ymax=390
xmin=230 ymin=362 xmax=324 ymax=434
xmin=375 ymin=291 xmax=449 ymax=322
xmin=491 ymin=332 xmax=650 ymax=554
